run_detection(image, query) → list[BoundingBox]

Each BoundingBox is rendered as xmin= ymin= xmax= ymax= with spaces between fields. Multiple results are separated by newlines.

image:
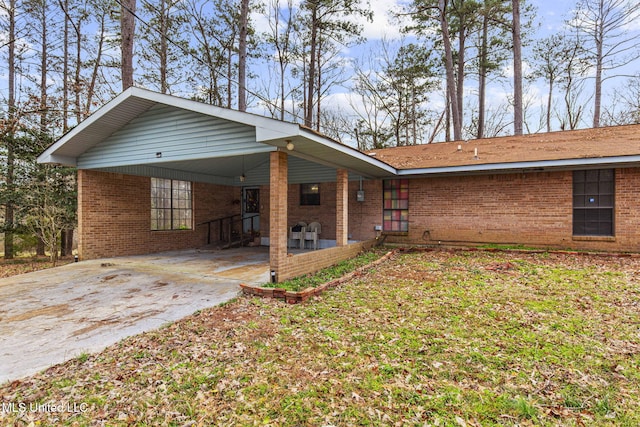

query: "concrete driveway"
xmin=0 ymin=247 xmax=270 ymax=384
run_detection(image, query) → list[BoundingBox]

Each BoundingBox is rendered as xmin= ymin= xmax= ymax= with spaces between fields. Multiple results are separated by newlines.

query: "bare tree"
xmin=139 ymin=0 xmax=192 ymax=94
xmin=263 ymin=0 xmax=297 ymax=120
xmin=237 ymin=0 xmax=249 ymax=111
xmin=475 ymin=0 xmax=510 ymax=139
xmin=121 ymin=0 xmax=136 ymax=89
xmin=1 ymin=0 xmax=18 ymax=259
xmin=349 ymin=45 xmax=392 ymax=149
xmin=437 ymin=0 xmax=462 ymax=140
xmin=184 ymin=0 xmax=229 ymax=105
xmin=531 ymin=34 xmax=566 ymax=132
xmin=300 ymin=0 xmax=371 ymax=130
xmin=84 ymin=0 xmax=111 ymax=118
xmin=602 ymin=74 xmax=640 ymax=125
xmin=569 ymin=0 xmax=640 ymax=128
xmin=511 ymin=0 xmax=523 ymax=135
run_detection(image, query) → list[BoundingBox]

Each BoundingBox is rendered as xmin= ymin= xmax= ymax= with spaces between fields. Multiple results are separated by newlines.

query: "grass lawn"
xmin=1 ymin=249 xmax=640 ymax=426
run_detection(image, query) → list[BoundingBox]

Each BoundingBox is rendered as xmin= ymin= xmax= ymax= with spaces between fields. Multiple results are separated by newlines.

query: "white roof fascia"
xmin=254 ymin=123 xmax=302 ymax=142
xmin=37 ymin=88 xmax=137 ymax=165
xmin=295 ymin=127 xmax=397 ymax=176
xmin=396 ymin=155 xmax=640 ymax=177
xmin=38 ymin=154 xmax=77 ymax=166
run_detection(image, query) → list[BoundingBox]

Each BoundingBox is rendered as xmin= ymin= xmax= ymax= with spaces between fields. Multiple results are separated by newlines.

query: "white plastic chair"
xmin=288 ymin=221 xmax=307 ymax=248
xmin=304 ymin=222 xmax=321 ymax=250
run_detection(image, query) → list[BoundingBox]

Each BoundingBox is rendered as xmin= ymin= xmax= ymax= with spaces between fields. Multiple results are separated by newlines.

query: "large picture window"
xmin=383 ymin=179 xmax=409 ymax=232
xmin=151 ymin=178 xmax=192 ymax=230
xmin=573 ymin=169 xmax=614 ymax=236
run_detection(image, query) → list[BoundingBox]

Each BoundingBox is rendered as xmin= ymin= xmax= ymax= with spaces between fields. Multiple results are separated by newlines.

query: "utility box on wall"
xmin=356 ymin=190 xmax=365 ymax=202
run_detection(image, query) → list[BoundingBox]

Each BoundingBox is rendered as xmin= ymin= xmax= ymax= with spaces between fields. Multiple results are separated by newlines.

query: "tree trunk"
xmin=62 ymin=0 xmax=69 ymax=132
xmin=61 ymin=229 xmax=68 ymax=256
xmin=546 ymin=78 xmax=554 ymax=133
xmin=478 ymin=13 xmax=488 ymax=139
xmin=4 ymin=0 xmax=16 ymax=259
xmin=512 ymin=0 xmax=523 ymax=135
xmin=61 ymin=229 xmax=74 ymax=256
xmin=40 ymin=2 xmax=48 ymax=132
xmin=315 ymin=34 xmax=322 ymax=131
xmin=227 ymin=46 xmax=233 ymax=108
xmin=456 ymin=25 xmax=465 ymax=132
xmin=159 ymin=0 xmax=168 ymax=93
xmin=37 ymin=1 xmax=49 ymax=258
xmin=36 ymin=238 xmax=45 ymax=257
xmin=305 ymin=4 xmax=318 ymax=128
xmin=438 ymin=0 xmax=461 ymax=141
xmin=593 ymin=0 xmax=604 ymax=128
xmin=121 ymin=0 xmax=136 ymax=90
xmin=75 ymin=17 xmax=82 ymax=123
xmin=86 ymin=13 xmax=105 ymax=118
xmin=238 ymin=0 xmax=249 ymax=111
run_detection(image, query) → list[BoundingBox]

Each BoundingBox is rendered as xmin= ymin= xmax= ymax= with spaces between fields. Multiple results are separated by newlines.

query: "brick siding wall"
xmin=384 ymin=168 xmax=640 ymax=252
xmin=78 ymin=170 xmax=238 ymax=259
xmin=78 ymin=166 xmax=640 ymax=262
xmin=260 ymin=179 xmax=383 ymax=242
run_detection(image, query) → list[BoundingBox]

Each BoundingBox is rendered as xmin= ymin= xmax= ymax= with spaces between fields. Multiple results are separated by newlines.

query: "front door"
xmin=242 ymin=187 xmax=260 ymax=234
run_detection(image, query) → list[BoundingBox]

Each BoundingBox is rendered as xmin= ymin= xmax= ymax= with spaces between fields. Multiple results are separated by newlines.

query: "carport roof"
xmin=37 ymin=87 xmax=396 ymax=180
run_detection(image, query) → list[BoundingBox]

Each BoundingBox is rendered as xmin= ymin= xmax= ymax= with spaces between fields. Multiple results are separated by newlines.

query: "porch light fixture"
xmin=286 ymin=140 xmax=294 ymax=151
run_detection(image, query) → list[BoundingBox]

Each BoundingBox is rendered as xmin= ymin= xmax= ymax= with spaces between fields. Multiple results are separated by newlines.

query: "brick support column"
xmin=77 ymin=169 xmax=86 ymax=260
xmin=336 ymin=169 xmax=349 ymax=247
xmin=269 ymin=151 xmax=288 ymax=281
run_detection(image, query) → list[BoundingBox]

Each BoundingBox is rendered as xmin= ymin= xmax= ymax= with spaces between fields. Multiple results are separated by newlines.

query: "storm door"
xmin=242 ymin=187 xmax=260 ymax=234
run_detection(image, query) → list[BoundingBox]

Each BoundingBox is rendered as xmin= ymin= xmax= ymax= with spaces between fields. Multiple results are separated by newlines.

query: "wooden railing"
xmin=197 ymin=213 xmax=259 ymax=247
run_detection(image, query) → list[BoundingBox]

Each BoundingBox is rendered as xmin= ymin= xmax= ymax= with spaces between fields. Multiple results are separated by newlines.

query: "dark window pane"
xmin=572 ymin=170 xmax=614 ymax=237
xmin=300 ymin=183 xmax=320 ymax=206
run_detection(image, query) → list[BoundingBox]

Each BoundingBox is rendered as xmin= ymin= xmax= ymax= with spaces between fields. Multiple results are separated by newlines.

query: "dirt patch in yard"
xmin=214 ymin=263 xmax=272 ymax=281
xmin=5 ymin=304 xmax=73 ymax=322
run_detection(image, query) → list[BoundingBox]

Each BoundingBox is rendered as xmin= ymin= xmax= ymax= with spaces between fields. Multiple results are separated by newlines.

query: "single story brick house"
xmin=38 ymin=88 xmax=640 ymax=281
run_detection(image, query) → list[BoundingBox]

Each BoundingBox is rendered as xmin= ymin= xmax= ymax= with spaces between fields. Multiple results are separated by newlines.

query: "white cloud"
xmin=358 ymin=0 xmax=407 ymax=40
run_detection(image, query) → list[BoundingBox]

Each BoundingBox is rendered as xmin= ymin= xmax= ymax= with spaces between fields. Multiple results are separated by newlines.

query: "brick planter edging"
xmin=239 ymin=250 xmax=397 ymax=304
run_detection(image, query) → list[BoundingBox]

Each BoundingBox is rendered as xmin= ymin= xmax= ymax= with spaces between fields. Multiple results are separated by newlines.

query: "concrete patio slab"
xmin=0 ymin=247 xmax=270 ymax=384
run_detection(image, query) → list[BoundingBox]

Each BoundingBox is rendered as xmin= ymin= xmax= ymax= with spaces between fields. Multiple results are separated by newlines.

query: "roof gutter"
xmin=296 ymin=127 xmax=397 ymax=176
xmin=396 ymin=155 xmax=640 ymax=177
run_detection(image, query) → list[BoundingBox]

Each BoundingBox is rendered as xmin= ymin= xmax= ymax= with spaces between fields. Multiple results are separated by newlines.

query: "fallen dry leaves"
xmin=1 ymin=248 xmax=639 ymax=426
xmin=0 ymin=257 xmax=74 ymax=278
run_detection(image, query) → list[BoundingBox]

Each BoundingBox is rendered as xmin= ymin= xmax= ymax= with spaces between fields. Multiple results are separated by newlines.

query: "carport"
xmin=38 ymin=87 xmax=395 ymax=282
xmin=0 ymin=247 xmax=270 ymax=383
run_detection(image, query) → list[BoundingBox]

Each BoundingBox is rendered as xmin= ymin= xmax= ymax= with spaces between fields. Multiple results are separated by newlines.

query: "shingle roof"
xmin=366 ymin=124 xmax=640 ymax=170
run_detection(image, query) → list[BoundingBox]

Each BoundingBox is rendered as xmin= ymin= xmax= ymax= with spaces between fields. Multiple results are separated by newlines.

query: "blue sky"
xmin=304 ymin=0 xmax=640 ymax=138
